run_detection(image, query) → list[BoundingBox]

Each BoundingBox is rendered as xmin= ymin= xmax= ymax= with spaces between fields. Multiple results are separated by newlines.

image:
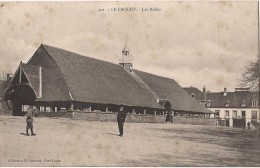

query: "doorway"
xmin=226 ymin=119 xmax=230 ymax=127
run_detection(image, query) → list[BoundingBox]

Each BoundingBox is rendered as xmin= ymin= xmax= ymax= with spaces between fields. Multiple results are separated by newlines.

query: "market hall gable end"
xmin=3 ymin=44 xmax=212 ymax=116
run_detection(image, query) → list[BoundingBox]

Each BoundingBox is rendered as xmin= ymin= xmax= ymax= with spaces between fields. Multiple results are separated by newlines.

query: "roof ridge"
xmin=41 ymin=44 xmax=182 ymax=84
xmin=133 ymin=69 xmax=179 ymax=83
xmin=41 ymin=44 xmax=122 ymax=68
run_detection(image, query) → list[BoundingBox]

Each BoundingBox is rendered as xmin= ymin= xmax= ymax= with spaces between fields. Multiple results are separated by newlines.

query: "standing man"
xmin=26 ymin=106 xmax=36 ymax=136
xmin=117 ymin=105 xmax=126 ymax=137
xmin=247 ymin=121 xmax=251 ymax=130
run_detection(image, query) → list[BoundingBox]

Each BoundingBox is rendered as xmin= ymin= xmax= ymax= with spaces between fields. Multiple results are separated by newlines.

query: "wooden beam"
xmin=39 ymin=67 xmax=42 ymax=98
xmin=70 ymin=103 xmax=74 ymax=111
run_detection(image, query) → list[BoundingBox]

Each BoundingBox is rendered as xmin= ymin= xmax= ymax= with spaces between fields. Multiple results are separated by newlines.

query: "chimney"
xmin=203 ymin=86 xmax=206 ymax=93
xmin=6 ymin=74 xmax=14 ymax=81
xmin=223 ymin=88 xmax=227 ymax=96
xmin=203 ymin=86 xmax=206 ymax=101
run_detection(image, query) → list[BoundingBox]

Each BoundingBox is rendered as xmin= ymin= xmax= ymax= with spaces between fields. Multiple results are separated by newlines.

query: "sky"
xmin=0 ymin=1 xmax=258 ymax=92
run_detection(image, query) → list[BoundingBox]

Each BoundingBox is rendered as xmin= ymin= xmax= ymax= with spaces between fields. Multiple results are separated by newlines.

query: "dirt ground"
xmin=0 ymin=115 xmax=259 ymax=167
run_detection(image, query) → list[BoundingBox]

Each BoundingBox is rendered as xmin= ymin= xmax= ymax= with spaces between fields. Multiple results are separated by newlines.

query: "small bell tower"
xmin=119 ymin=43 xmax=133 ymax=72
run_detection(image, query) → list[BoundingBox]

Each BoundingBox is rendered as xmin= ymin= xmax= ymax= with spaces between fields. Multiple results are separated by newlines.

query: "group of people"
xmin=24 ymin=105 xmax=127 ymax=137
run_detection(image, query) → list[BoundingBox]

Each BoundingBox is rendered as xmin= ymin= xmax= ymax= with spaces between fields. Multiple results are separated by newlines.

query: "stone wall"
xmin=38 ymin=111 xmax=73 ymax=118
xmin=126 ymin=114 xmax=165 ymax=123
xmin=72 ymin=112 xmax=166 ymax=123
xmin=171 ymin=116 xmax=217 ymax=126
xmin=37 ymin=111 xmax=216 ymax=125
xmin=0 ymin=109 xmax=10 ymax=115
xmin=72 ymin=112 xmax=117 ymax=122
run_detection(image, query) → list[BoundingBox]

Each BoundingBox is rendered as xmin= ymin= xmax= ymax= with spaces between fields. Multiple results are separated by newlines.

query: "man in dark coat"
xmin=117 ymin=105 xmax=127 ymax=137
xmin=247 ymin=121 xmax=251 ymax=130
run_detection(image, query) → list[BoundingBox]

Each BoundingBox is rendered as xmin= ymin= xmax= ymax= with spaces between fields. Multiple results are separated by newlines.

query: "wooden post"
xmin=144 ymin=109 xmax=146 ymax=115
xmin=19 ymin=66 xmax=22 ymax=84
xmin=39 ymin=67 xmax=42 ymax=98
xmin=154 ymin=110 xmax=156 ymax=115
xmin=70 ymin=103 xmax=74 ymax=111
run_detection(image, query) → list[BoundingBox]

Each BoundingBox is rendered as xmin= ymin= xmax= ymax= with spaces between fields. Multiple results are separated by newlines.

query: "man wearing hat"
xmin=117 ymin=105 xmax=127 ymax=137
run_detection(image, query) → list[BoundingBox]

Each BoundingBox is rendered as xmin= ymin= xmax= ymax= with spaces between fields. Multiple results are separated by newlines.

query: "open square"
xmin=0 ymin=116 xmax=259 ymax=167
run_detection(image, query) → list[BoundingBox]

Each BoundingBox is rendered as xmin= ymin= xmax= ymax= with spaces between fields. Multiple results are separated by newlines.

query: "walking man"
xmin=117 ymin=105 xmax=126 ymax=137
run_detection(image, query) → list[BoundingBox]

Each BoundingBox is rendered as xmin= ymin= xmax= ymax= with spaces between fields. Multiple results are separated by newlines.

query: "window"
xmin=206 ymin=100 xmax=211 ymax=107
xmin=225 ymin=110 xmax=229 ymax=118
xmin=191 ymin=93 xmax=195 ymax=99
xmin=224 ymin=100 xmax=229 ymax=107
xmin=252 ymin=111 xmax=257 ymax=119
xmin=241 ymin=100 xmax=245 ymax=107
xmin=241 ymin=111 xmax=246 ymax=119
xmin=232 ymin=111 xmax=237 ymax=118
xmin=252 ymin=99 xmax=257 ymax=107
xmin=215 ymin=110 xmax=220 ymax=118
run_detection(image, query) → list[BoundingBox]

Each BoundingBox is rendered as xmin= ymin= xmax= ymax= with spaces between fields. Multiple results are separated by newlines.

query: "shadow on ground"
xmin=120 ymin=125 xmax=260 ymax=167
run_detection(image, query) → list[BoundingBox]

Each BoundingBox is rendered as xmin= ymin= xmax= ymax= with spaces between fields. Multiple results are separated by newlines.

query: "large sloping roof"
xmin=38 ymin=44 xmax=162 ymax=109
xmin=207 ymin=91 xmax=259 ymax=108
xmin=25 ymin=44 xmax=213 ymax=113
xmin=134 ymin=70 xmax=212 ymax=113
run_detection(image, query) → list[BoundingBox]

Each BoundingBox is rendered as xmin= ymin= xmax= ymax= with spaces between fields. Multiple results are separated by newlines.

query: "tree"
xmin=0 ymin=70 xmax=13 ymax=81
xmin=240 ymin=59 xmax=259 ymax=91
xmin=0 ymin=70 xmax=8 ymax=81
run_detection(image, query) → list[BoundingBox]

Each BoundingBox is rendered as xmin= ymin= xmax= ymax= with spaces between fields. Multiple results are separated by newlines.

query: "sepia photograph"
xmin=0 ymin=0 xmax=259 ymax=167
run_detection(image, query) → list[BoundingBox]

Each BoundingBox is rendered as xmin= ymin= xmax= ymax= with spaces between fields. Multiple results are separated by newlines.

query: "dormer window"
xmin=224 ymin=100 xmax=229 ymax=107
xmin=206 ymin=100 xmax=211 ymax=107
xmin=252 ymin=99 xmax=257 ymax=107
xmin=241 ymin=100 xmax=245 ymax=107
xmin=191 ymin=93 xmax=195 ymax=99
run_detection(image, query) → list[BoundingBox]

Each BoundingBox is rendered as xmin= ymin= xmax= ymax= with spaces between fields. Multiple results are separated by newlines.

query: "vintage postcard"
xmin=0 ymin=1 xmax=259 ymax=167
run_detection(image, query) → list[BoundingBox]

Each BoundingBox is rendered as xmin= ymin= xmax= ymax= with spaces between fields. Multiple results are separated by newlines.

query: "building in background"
xmin=0 ymin=80 xmax=5 ymax=110
xmin=184 ymin=87 xmax=259 ymax=128
xmin=3 ymin=44 xmax=213 ymax=117
xmin=183 ymin=86 xmax=207 ymax=106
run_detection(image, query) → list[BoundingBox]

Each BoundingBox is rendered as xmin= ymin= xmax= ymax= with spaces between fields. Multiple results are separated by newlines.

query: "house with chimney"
xmin=184 ymin=87 xmax=259 ymax=128
xmin=182 ymin=86 xmax=207 ymax=106
xmin=2 ymin=44 xmax=213 ymax=117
